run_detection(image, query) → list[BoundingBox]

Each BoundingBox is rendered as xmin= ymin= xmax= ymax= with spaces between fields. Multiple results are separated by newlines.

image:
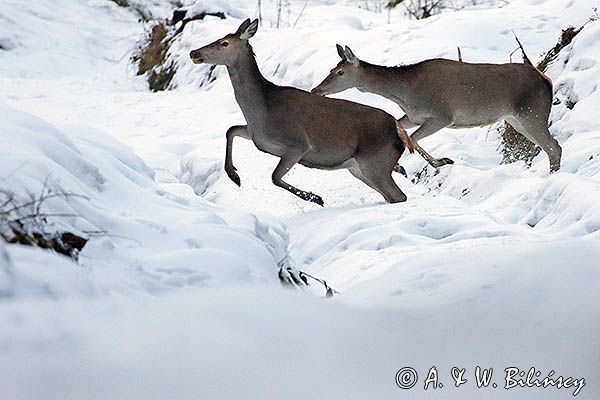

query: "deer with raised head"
xmin=189 ymin=19 xmax=416 ymax=205
xmin=312 ymin=43 xmax=562 ymax=172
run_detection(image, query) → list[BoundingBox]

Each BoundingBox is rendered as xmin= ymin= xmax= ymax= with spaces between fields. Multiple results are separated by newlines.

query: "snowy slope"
xmin=2 ymin=264 xmax=598 ymax=400
xmin=0 ymin=101 xmax=288 ymax=295
xmin=0 ymin=0 xmax=599 ymax=399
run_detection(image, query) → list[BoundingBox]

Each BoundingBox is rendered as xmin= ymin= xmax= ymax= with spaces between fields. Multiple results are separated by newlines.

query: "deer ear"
xmin=336 ymin=44 xmax=345 ymax=60
xmin=235 ymin=19 xmax=252 ymax=36
xmin=344 ymin=46 xmax=358 ymax=65
xmin=239 ymin=18 xmax=259 ymax=40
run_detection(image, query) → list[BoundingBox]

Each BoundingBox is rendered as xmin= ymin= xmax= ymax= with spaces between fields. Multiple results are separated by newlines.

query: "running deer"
xmin=312 ymin=44 xmax=562 ymax=172
xmin=189 ymin=19 xmax=415 ymax=205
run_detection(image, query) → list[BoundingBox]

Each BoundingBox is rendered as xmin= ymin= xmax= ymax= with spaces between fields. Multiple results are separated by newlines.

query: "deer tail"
xmin=513 ymin=32 xmax=533 ymax=66
xmin=513 ymin=31 xmax=553 ymax=89
xmin=396 ymin=120 xmax=415 ymax=154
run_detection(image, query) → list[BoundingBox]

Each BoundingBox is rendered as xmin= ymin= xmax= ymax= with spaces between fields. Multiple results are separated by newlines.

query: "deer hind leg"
xmin=409 ymin=118 xmax=454 ymax=168
xmin=271 ymin=149 xmax=324 ymax=206
xmin=348 ymin=166 xmax=383 ymax=198
xmin=225 ymin=125 xmax=250 ymax=186
xmin=509 ymin=116 xmax=562 ymax=173
xmin=353 ymin=147 xmax=407 ymax=204
xmin=357 ymin=165 xmax=407 ymax=203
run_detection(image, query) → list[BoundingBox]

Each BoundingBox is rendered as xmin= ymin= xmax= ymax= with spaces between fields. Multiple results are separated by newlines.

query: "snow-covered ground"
xmin=1 ymin=0 xmax=599 ymax=398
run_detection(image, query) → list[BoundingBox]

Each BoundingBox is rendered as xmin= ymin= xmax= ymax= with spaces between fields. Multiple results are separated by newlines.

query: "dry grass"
xmin=132 ymin=7 xmax=227 ymax=91
xmin=132 ymin=23 xmax=176 ymax=91
xmin=0 ymin=184 xmax=88 ymax=261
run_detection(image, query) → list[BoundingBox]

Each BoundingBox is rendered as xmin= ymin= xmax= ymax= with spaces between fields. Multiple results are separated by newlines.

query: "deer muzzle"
xmin=189 ymin=49 xmax=204 ymax=64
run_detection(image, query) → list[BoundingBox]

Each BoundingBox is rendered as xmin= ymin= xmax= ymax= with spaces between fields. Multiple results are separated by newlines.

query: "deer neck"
xmin=358 ymin=62 xmax=413 ymax=110
xmin=226 ymin=45 xmax=272 ymax=123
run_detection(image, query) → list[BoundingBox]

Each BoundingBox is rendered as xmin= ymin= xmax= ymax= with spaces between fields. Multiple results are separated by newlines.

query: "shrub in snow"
xmin=131 ymin=2 xmax=232 ymax=91
xmin=387 ymin=0 xmax=444 ymax=19
xmin=108 ymin=0 xmax=182 ymax=21
xmin=132 ymin=22 xmax=177 ymax=91
xmin=385 ymin=0 xmax=504 ymax=20
xmin=0 ymin=187 xmax=88 ymax=261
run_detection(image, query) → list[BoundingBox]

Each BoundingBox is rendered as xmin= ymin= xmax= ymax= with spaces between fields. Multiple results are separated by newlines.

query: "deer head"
xmin=189 ymin=18 xmax=259 ymax=66
xmin=311 ymin=44 xmax=362 ymax=96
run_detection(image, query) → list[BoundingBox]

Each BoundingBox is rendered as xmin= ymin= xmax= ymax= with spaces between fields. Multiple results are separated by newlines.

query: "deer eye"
xmin=222 ymin=41 xmax=229 ymax=47
xmin=337 ymin=70 xmax=345 ymax=76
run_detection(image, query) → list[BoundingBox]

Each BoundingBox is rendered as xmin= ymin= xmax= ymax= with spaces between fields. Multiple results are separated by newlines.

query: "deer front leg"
xmin=410 ymin=118 xmax=454 ymax=168
xmin=225 ymin=125 xmax=250 ymax=186
xmin=272 ymin=149 xmax=324 ymax=206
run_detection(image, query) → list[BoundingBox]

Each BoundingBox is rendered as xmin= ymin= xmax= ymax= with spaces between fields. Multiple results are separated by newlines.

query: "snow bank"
xmin=0 ymin=102 xmax=288 ymax=297
xmin=0 ymin=242 xmax=96 ymax=299
xmin=0 ymin=0 xmax=144 ymax=79
xmin=1 ymin=255 xmax=599 ymax=399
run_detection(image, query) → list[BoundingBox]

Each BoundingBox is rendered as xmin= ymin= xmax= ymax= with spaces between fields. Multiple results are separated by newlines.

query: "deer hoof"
xmin=278 ymin=266 xmax=307 ymax=287
xmin=226 ymin=169 xmax=241 ymax=187
xmin=307 ymin=193 xmax=324 ymax=207
xmin=431 ymin=158 xmax=454 ymax=168
xmin=393 ymin=165 xmax=408 ymax=178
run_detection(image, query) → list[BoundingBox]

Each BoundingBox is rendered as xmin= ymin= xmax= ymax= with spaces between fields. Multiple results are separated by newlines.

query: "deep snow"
xmin=1 ymin=0 xmax=599 ymax=398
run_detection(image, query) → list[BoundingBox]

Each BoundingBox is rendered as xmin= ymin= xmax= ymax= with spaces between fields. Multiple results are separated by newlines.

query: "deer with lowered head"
xmin=189 ymin=19 xmax=416 ymax=205
xmin=312 ymin=44 xmax=562 ymax=172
